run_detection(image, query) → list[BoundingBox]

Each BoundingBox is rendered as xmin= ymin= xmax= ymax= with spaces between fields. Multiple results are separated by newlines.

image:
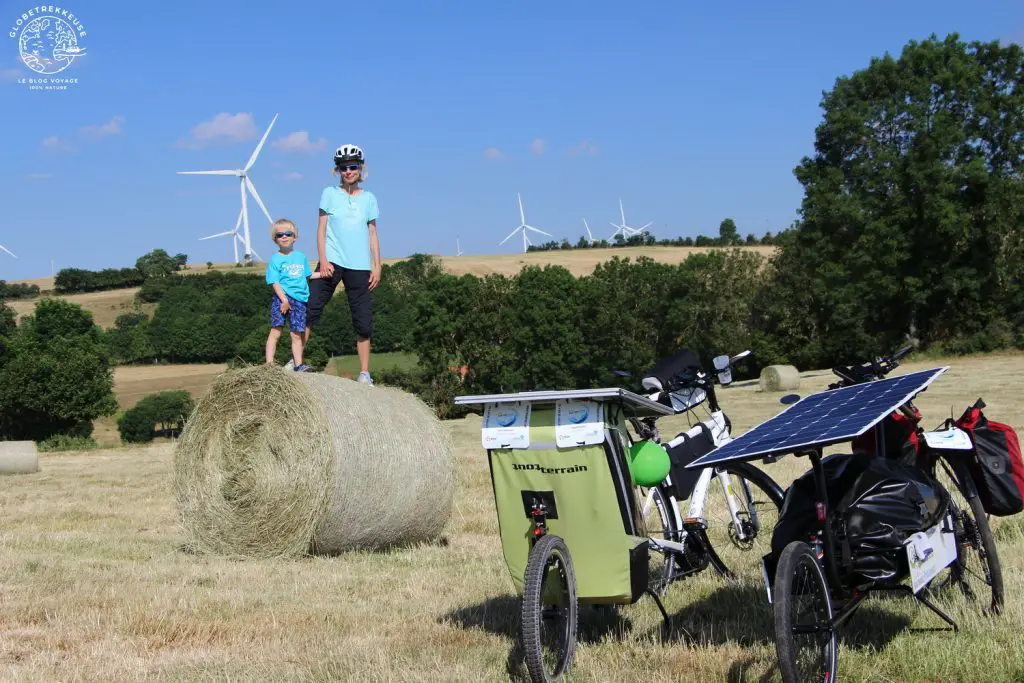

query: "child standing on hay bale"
xmin=305 ymin=143 xmax=381 ymax=386
xmin=265 ymin=219 xmax=320 ymax=372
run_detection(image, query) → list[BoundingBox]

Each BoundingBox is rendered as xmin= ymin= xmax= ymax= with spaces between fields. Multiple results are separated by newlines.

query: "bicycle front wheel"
xmin=703 ymin=462 xmax=784 ymax=580
xmin=774 ymin=541 xmax=838 ymax=683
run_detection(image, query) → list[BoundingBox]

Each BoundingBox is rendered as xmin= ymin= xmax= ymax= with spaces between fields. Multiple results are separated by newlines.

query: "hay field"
xmin=88 ymin=364 xmax=229 ymax=447
xmin=5 ymin=287 xmax=155 ymax=329
xmin=8 ymin=246 xmax=772 ymax=329
xmin=3 ymin=352 xmax=1023 ymax=682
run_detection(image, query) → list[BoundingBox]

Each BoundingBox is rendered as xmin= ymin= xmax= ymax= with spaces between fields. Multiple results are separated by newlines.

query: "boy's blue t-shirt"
xmin=265 ymin=249 xmax=313 ymax=302
xmin=319 ymin=186 xmax=379 ymax=271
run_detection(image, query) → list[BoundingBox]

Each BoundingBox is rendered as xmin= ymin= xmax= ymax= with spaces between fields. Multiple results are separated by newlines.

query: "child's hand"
xmin=309 ymin=272 xmax=321 ymax=280
xmin=280 ymin=299 xmax=290 ymax=314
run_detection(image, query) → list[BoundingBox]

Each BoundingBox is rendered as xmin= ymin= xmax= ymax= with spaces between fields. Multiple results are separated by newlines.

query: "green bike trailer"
xmin=455 ymin=388 xmax=674 ymax=604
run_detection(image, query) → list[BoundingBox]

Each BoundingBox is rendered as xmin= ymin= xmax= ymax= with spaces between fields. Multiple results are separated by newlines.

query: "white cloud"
xmin=178 ymin=112 xmax=258 ymax=149
xmin=283 ymin=171 xmax=303 ymax=181
xmin=483 ymin=147 xmax=504 ymax=161
xmin=26 ymin=172 xmax=53 ymax=180
xmin=530 ymin=138 xmax=546 ymax=156
xmin=271 ymin=131 xmax=328 ymax=154
xmin=41 ymin=136 xmax=73 ymax=153
xmin=80 ymin=115 xmax=125 ymax=140
xmin=567 ymin=140 xmax=599 ymax=157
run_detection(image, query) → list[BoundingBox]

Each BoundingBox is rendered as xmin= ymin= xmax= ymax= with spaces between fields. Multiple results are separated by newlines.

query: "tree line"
xmin=53 ymin=250 xmax=188 ymax=294
xmin=525 ymin=218 xmax=777 ymax=252
xmin=0 ymin=281 xmax=40 ymax=300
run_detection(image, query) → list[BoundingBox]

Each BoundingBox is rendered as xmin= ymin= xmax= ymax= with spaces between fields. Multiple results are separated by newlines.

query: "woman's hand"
xmin=320 ymin=262 xmax=334 ymax=279
xmin=369 ymin=264 xmax=381 ymax=290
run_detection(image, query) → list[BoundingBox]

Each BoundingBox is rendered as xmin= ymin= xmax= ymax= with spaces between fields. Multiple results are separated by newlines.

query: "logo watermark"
xmin=8 ymin=5 xmax=87 ymax=91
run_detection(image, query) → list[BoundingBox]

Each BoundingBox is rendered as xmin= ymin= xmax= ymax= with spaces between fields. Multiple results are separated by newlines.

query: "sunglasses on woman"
xmin=339 ymin=164 xmax=361 ymax=172
xmin=274 ymin=231 xmax=295 ymax=238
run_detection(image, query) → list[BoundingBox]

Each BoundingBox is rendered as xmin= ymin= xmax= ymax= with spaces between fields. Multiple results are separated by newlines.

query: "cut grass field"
xmin=8 ymin=245 xmax=773 ymax=329
xmin=5 ymin=287 xmax=156 ymax=330
xmin=3 ymin=352 xmax=1023 ymax=681
xmin=327 ymin=351 xmax=418 ymax=378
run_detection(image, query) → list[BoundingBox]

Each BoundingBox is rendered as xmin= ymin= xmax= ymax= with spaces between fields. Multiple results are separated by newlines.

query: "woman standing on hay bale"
xmin=304 ymin=144 xmax=381 ymax=385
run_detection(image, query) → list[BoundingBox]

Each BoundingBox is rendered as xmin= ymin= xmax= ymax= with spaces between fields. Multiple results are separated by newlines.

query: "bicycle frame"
xmin=640 ymin=408 xmax=761 ymax=555
xmin=630 ymin=350 xmax=767 ymax=566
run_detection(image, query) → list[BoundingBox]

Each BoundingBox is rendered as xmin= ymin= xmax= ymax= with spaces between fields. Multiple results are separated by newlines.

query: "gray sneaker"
xmin=284 ymin=359 xmax=295 ymax=370
xmin=357 ymin=371 xmax=374 ymax=386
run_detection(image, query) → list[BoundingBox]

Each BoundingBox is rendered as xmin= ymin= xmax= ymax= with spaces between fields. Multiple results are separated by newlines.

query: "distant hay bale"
xmin=0 ymin=441 xmax=39 ymax=475
xmin=173 ymin=365 xmax=454 ymax=559
xmin=759 ymin=364 xmax=801 ymax=392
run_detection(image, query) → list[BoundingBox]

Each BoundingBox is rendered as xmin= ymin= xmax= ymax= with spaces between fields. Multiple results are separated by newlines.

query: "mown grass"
xmin=327 ymin=351 xmax=419 ymax=377
xmin=1 ymin=352 xmax=1023 ymax=681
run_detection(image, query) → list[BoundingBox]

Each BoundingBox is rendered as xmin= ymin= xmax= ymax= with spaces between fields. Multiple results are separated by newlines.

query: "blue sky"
xmin=1 ymin=0 xmax=1021 ymax=280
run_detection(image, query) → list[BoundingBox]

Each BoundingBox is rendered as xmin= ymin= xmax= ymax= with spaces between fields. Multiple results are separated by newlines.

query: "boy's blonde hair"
xmin=270 ymin=218 xmax=298 ymax=240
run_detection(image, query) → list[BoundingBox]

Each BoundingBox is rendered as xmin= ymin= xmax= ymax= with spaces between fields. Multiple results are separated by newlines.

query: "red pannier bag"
xmin=956 ymin=400 xmax=1024 ymax=517
xmin=852 ymin=408 xmax=922 ymax=466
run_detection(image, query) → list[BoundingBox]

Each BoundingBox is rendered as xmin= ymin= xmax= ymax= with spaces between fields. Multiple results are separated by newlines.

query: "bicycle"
xmin=747 ymin=345 xmax=1005 ymax=683
xmin=830 ymin=345 xmax=1004 ymax=616
xmin=619 ymin=348 xmax=785 ymax=594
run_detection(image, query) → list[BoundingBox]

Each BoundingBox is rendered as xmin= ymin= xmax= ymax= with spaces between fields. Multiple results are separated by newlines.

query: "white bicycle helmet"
xmin=334 ymin=144 xmax=365 ymax=165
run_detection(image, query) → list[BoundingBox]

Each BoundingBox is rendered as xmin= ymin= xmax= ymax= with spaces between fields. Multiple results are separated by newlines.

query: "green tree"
xmin=718 ymin=218 xmax=739 ymax=245
xmin=769 ymin=34 xmax=1024 ymax=366
xmin=0 ymin=302 xmax=117 ymax=440
xmin=105 ymin=312 xmax=155 ymax=363
xmin=0 ymin=302 xmax=15 ymax=339
xmin=136 ymin=249 xmax=179 ymax=279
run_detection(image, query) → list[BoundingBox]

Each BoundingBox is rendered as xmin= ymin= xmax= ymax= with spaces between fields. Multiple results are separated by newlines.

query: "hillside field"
xmin=8 ymin=246 xmax=775 ymax=329
xmin=3 ymin=352 xmax=1023 ymax=681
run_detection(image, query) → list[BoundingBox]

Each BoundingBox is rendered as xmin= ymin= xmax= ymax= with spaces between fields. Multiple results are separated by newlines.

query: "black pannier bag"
xmin=772 ymin=453 xmax=949 ymax=584
xmin=664 ymin=422 xmax=716 ymax=501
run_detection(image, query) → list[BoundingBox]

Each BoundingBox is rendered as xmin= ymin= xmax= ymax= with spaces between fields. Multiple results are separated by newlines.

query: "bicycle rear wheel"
xmin=932 ymin=459 xmax=1004 ymax=615
xmin=639 ymin=485 xmax=679 ymax=595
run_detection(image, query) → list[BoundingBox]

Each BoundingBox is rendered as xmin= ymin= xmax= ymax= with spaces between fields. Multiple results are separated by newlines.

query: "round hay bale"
xmin=0 ymin=441 xmax=39 ymax=475
xmin=173 ymin=365 xmax=454 ymax=558
xmin=759 ymin=364 xmax=801 ymax=392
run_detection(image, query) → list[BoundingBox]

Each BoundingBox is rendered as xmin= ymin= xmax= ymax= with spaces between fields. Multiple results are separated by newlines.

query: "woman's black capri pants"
xmin=306 ymin=263 xmax=373 ymax=339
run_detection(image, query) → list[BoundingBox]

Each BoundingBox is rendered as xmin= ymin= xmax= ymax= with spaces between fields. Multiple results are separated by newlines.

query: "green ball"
xmin=629 ymin=440 xmax=670 ymax=487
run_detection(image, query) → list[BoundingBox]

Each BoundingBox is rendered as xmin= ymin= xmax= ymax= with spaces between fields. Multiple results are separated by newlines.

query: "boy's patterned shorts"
xmin=270 ymin=295 xmax=308 ymax=332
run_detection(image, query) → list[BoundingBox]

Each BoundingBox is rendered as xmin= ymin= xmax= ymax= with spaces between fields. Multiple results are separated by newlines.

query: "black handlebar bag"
xmin=956 ymin=405 xmax=1024 ymax=517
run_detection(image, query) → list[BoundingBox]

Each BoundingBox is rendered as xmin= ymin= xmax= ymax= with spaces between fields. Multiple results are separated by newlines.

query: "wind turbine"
xmin=0 ymin=244 xmax=15 ymax=258
xmin=178 ymin=112 xmax=278 ymax=262
xmin=609 ymin=198 xmax=652 ymax=240
xmin=582 ymin=218 xmax=594 ymax=244
xmin=199 ymin=210 xmax=246 ymax=264
xmin=499 ymin=193 xmax=552 ymax=253
xmin=456 ymin=237 xmax=463 ymax=256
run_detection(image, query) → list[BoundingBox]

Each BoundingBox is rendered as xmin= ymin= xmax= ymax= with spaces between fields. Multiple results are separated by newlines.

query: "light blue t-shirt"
xmin=319 ymin=186 xmax=379 ymax=271
xmin=265 ymin=249 xmax=313 ymax=302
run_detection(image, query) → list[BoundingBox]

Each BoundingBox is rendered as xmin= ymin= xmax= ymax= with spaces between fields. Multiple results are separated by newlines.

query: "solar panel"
xmin=687 ymin=367 xmax=949 ymax=469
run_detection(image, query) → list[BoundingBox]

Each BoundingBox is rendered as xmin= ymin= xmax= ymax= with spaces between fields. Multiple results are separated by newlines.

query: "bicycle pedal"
xmin=682 ymin=517 xmax=708 ymax=531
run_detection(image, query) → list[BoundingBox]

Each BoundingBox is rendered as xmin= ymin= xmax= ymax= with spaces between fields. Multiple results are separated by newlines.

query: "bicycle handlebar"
xmin=828 ymin=343 xmax=915 ymax=390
